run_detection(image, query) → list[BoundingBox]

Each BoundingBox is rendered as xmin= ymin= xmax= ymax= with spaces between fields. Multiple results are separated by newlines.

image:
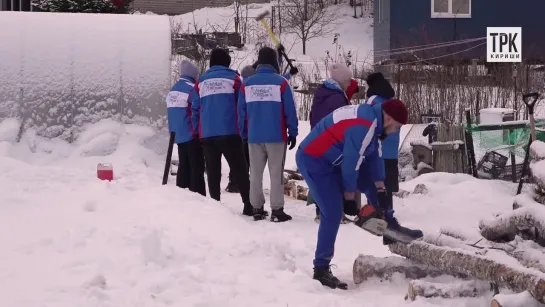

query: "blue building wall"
xmin=375 ymin=0 xmax=545 ymax=63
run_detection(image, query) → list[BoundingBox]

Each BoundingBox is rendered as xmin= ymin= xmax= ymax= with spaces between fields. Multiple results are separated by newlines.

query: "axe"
xmin=255 ymin=10 xmax=296 ymax=72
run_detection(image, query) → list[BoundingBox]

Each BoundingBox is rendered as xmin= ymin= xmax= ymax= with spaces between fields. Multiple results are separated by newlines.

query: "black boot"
xmin=384 ymin=215 xmax=423 ymax=244
xmin=270 ymin=208 xmax=292 ymax=222
xmin=252 ymin=206 xmax=269 ymax=220
xmin=313 ymin=265 xmax=347 ymax=290
xmin=243 ymin=202 xmax=254 ymax=216
xmin=225 ymin=181 xmax=239 ymax=193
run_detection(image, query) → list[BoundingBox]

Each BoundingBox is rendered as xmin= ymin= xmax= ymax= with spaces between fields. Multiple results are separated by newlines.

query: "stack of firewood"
xmin=353 ymin=228 xmax=545 ymax=306
xmin=352 ymin=141 xmax=545 ymax=307
xmin=283 ymin=169 xmax=308 ymax=201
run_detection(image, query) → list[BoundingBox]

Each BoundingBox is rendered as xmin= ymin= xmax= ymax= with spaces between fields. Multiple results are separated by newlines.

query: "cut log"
xmin=479 ymin=200 xmax=545 ymax=246
xmin=440 ymin=227 xmax=470 ymax=241
xmin=510 ymin=240 xmax=545 ymax=273
xmin=389 ymin=241 xmax=545 ymax=304
xmin=515 ymin=191 xmax=545 ymax=210
xmin=530 ymin=141 xmax=545 ymax=161
xmin=352 ymin=254 xmax=447 ymax=284
xmin=407 ymin=279 xmax=490 ymax=301
xmin=283 ymin=180 xmax=308 ymax=201
xmin=491 ymin=291 xmax=545 ymax=307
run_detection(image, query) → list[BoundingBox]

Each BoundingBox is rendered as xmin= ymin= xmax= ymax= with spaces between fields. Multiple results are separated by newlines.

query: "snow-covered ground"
xmin=0 ymin=118 xmax=517 ymax=307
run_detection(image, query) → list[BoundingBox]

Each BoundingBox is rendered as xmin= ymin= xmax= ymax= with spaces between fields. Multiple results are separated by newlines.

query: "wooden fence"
xmin=431 ymin=124 xmax=468 ymax=174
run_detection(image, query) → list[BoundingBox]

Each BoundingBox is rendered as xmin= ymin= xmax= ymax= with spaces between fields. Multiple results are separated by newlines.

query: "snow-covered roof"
xmin=479 ymin=108 xmax=515 ymax=115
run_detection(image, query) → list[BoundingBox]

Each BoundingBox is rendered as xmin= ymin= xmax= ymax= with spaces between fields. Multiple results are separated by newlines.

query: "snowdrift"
xmin=0 ymin=11 xmax=171 ymax=140
xmin=0 ymin=119 xmax=525 ymax=306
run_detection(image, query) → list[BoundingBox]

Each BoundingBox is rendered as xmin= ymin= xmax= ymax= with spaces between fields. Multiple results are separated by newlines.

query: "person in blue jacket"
xmin=191 ymin=48 xmax=253 ymax=215
xmin=363 ymin=72 xmax=400 ymax=244
xmin=225 ymin=46 xmax=299 ymax=194
xmin=295 ymin=99 xmax=414 ymax=289
xmin=166 ymin=59 xmax=206 ymax=196
xmin=238 ymin=47 xmax=298 ymax=222
xmin=224 ymin=65 xmax=256 ymax=194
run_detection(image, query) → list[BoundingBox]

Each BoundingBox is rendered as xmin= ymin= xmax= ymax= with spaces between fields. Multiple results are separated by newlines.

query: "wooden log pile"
xmin=283 ymin=169 xmax=308 ymax=201
xmin=478 ymin=140 xmax=545 ymax=247
xmin=353 ymin=227 xmax=545 ymax=306
xmin=282 ymin=168 xmax=430 ymax=202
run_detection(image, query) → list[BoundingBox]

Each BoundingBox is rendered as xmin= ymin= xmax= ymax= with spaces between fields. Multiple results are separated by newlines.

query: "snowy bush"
xmin=33 ymin=0 xmax=134 ymax=13
xmin=0 ymin=12 xmax=171 ymax=142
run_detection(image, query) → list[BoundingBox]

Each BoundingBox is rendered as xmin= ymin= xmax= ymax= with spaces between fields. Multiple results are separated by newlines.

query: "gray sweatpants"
xmin=248 ymin=142 xmax=287 ymax=210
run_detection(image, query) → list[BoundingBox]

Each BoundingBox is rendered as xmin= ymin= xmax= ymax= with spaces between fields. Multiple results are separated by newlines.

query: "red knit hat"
xmin=382 ymin=99 xmax=408 ymax=125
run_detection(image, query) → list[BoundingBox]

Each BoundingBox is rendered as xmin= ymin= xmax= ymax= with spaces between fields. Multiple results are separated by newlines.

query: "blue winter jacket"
xmin=299 ymin=103 xmax=386 ymax=193
xmin=238 ymin=65 xmax=298 ymax=143
xmin=166 ymin=76 xmax=197 ymax=144
xmin=365 ymin=95 xmax=400 ymax=159
xmin=191 ymin=66 xmax=242 ymax=139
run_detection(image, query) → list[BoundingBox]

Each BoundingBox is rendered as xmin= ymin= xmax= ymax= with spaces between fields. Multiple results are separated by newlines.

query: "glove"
xmin=377 ymin=189 xmax=390 ymax=212
xmin=287 ymin=136 xmax=297 ymax=150
xmin=343 ymin=198 xmax=359 ymax=216
xmin=277 ymin=44 xmax=285 ymax=54
xmin=289 ymin=66 xmax=299 ymax=76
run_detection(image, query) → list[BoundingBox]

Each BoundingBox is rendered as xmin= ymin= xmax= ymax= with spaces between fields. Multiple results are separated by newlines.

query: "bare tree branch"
xmin=281 ymin=0 xmax=340 ymax=54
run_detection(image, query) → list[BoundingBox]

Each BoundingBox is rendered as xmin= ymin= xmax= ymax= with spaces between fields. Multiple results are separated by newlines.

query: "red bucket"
xmin=97 ymin=163 xmax=114 ymax=181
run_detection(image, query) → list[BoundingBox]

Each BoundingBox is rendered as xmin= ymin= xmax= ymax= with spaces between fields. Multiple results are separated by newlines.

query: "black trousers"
xmin=383 ymin=158 xmax=399 ymax=211
xmin=228 ymin=141 xmax=250 ymax=183
xmin=202 ymin=135 xmax=250 ymax=204
xmin=176 ymin=138 xmax=206 ymax=197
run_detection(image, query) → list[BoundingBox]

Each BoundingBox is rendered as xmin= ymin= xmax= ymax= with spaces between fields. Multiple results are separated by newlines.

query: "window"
xmin=431 ymin=0 xmax=471 ymax=18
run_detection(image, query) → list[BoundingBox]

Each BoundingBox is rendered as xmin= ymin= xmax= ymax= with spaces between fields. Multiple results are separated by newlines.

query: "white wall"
xmin=0 ymin=11 xmax=171 ymax=141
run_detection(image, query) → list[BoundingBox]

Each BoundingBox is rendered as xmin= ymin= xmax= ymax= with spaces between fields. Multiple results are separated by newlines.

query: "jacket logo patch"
xmin=200 ymin=78 xmax=235 ymax=97
xmin=245 ymin=85 xmax=282 ymax=103
xmin=332 ymin=105 xmax=359 ymax=123
xmin=166 ymin=91 xmax=189 ymax=108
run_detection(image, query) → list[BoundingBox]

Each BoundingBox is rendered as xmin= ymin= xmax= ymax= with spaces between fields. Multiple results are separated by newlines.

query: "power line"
xmin=373 ymin=36 xmax=485 ymax=53
xmin=376 ymin=42 xmax=487 ymax=66
xmin=373 ymin=37 xmax=486 ymax=56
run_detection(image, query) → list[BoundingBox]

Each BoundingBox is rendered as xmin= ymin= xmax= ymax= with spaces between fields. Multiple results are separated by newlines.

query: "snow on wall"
xmin=0 ymin=11 xmax=171 ymax=141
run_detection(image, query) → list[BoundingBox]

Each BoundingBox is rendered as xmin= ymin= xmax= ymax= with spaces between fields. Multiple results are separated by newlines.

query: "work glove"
xmin=343 ymin=198 xmax=359 ymax=216
xmin=289 ymin=66 xmax=299 ymax=76
xmin=377 ymin=188 xmax=390 ymax=212
xmin=287 ymin=136 xmax=297 ymax=150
